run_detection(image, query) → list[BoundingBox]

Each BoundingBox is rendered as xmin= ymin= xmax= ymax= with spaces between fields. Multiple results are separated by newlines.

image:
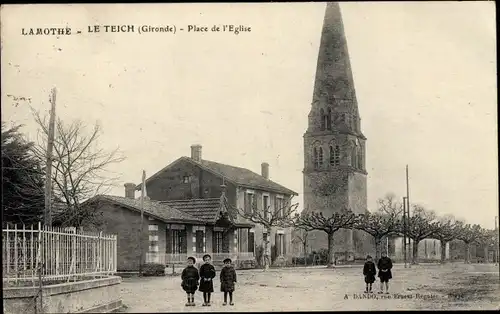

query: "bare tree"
xmin=377 ymin=193 xmax=404 ymax=218
xmin=433 ymin=215 xmax=460 ymax=263
xmin=294 ymin=209 xmax=358 ymax=268
xmin=403 ymin=205 xmax=440 ymax=264
xmin=354 ymin=194 xmax=403 ymax=260
xmin=475 ymin=228 xmax=495 ymax=263
xmin=292 ymin=227 xmax=309 ymax=260
xmin=455 ymin=223 xmax=483 ymax=264
xmin=232 ymin=198 xmax=298 ymax=271
xmin=32 ymin=111 xmax=125 ymax=227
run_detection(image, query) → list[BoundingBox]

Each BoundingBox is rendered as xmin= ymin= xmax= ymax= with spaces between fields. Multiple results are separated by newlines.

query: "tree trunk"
xmin=464 ymin=242 xmax=470 ymax=264
xmin=327 ymin=232 xmax=335 ymax=268
xmin=484 ymin=247 xmax=489 ymax=263
xmin=375 ymin=237 xmax=382 ymax=261
xmin=303 ymin=240 xmax=307 ymax=266
xmin=412 ymin=239 xmax=420 ymax=264
xmin=440 ymin=240 xmax=447 ymax=264
xmin=263 ymin=227 xmax=272 ymax=271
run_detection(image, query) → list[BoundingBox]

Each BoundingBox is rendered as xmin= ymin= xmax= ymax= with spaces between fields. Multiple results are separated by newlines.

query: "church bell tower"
xmin=302 ymin=2 xmax=370 ymax=261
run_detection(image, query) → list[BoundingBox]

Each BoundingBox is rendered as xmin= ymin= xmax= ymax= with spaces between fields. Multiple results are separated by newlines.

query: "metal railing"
xmin=146 ymin=252 xmax=255 ymax=264
xmin=2 ymin=222 xmax=117 ymax=285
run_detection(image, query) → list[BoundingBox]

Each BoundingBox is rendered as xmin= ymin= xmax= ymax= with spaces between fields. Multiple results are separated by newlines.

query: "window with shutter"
xmin=283 ymin=234 xmax=287 ymax=256
xmin=263 ymin=195 xmax=269 ymax=221
xmin=222 ymin=232 xmax=230 ymax=253
xmin=165 ymin=229 xmax=172 ymax=253
xmin=172 ymin=230 xmax=179 ymax=253
xmin=248 ymin=231 xmax=255 ymax=253
xmin=275 ymin=233 xmax=279 ymax=256
xmin=180 ymin=230 xmax=187 ymax=254
xmin=196 ymin=230 xmax=204 ymax=253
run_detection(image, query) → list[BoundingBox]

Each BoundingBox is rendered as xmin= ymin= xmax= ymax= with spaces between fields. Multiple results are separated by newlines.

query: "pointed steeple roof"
xmin=312 ymin=2 xmax=359 ymax=116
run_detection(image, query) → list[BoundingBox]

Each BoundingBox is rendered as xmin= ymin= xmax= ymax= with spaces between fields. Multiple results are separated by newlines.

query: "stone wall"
xmin=3 ymin=276 xmax=122 ymax=314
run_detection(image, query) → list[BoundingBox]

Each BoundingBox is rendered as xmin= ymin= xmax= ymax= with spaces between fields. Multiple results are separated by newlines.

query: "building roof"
xmin=161 ymin=198 xmax=221 ymax=222
xmin=88 ymin=195 xmax=204 ymax=224
xmin=136 ymin=156 xmax=298 ymax=196
xmin=161 ymin=197 xmax=254 ymax=228
xmin=85 ymin=195 xmax=254 ymax=228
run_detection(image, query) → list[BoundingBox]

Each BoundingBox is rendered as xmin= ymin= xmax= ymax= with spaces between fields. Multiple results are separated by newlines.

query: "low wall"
xmin=3 ymin=276 xmax=122 ymax=314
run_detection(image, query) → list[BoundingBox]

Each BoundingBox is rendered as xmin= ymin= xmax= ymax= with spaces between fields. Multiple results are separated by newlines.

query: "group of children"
xmin=181 ymin=254 xmax=237 ymax=307
xmin=182 ymin=252 xmax=392 ymax=306
xmin=362 ymin=252 xmax=394 ymax=294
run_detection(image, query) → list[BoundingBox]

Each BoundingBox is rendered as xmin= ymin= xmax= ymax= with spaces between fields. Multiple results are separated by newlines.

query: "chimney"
xmin=261 ymin=162 xmax=269 ymax=179
xmin=124 ymin=183 xmax=136 ymax=199
xmin=191 ymin=144 xmax=202 ymax=162
xmin=221 ymin=179 xmax=227 ymax=195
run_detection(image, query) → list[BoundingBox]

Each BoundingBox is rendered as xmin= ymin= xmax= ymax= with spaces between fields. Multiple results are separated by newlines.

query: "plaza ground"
xmin=118 ymin=263 xmax=499 ymax=312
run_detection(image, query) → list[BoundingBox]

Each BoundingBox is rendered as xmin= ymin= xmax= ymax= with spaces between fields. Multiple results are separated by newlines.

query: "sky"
xmin=1 ymin=2 xmax=497 ymax=229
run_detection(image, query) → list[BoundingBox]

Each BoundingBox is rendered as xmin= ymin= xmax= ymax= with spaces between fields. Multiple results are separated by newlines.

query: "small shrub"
xmin=142 ymin=263 xmax=165 ymax=276
xmin=292 ymin=256 xmax=315 ymax=266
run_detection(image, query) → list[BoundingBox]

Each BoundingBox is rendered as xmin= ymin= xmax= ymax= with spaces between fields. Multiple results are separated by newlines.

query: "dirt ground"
xmin=118 ymin=263 xmax=499 ymax=312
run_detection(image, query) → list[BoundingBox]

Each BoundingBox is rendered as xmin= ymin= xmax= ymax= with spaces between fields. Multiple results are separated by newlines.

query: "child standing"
xmin=377 ymin=252 xmax=393 ymax=294
xmin=199 ymin=254 xmax=216 ymax=306
xmin=181 ymin=256 xmax=200 ymax=306
xmin=363 ymin=255 xmax=376 ymax=293
xmin=220 ymin=258 xmax=237 ymax=306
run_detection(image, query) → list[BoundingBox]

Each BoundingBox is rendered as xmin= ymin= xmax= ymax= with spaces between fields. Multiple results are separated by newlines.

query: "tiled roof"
xmin=161 ymin=198 xmax=221 ymax=222
xmin=161 ymin=197 xmax=254 ymax=228
xmin=136 ymin=156 xmax=298 ymax=196
xmin=91 ymin=195 xmax=204 ymax=224
xmin=197 ymin=158 xmax=298 ymax=195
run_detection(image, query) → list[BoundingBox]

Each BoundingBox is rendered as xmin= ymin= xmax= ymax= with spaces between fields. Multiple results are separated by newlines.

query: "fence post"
xmin=55 ymin=227 xmax=60 ymax=276
xmin=94 ymin=231 xmax=102 ymax=278
xmin=31 ymin=224 xmax=35 ymax=286
xmin=37 ymin=221 xmax=44 ymax=314
xmin=6 ymin=224 xmax=10 ymax=279
xmin=22 ymin=224 xmax=27 ymax=279
xmin=14 ymin=224 xmax=19 ymax=283
xmin=68 ymin=227 xmax=76 ymax=283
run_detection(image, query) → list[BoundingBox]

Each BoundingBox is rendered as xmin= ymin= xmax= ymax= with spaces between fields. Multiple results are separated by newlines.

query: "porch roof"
xmin=161 ymin=198 xmax=254 ymax=228
xmin=161 ymin=198 xmax=220 ymax=221
xmin=88 ymin=195 xmax=205 ymax=224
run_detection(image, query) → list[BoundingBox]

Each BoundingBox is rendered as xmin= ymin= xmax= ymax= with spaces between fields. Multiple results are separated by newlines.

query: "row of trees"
xmin=2 ymin=109 xmax=124 ymax=227
xmin=235 ymin=194 xmax=498 ymax=270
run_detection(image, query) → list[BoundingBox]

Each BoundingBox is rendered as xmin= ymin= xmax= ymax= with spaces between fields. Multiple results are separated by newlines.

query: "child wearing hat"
xmin=199 ymin=254 xmax=216 ymax=306
xmin=363 ymin=255 xmax=376 ymax=293
xmin=181 ymin=256 xmax=200 ymax=306
xmin=220 ymin=258 xmax=237 ymax=306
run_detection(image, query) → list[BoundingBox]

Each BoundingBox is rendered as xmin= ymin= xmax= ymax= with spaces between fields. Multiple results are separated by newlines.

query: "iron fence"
xmin=2 ymin=222 xmax=117 ymax=286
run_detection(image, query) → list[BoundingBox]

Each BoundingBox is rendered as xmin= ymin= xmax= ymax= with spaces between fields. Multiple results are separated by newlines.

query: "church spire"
xmin=312 ymin=2 xmax=359 ymax=116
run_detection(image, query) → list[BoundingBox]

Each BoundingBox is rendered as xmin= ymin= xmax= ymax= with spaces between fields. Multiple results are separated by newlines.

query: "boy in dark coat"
xmin=181 ymin=256 xmax=200 ymax=306
xmin=220 ymin=258 xmax=237 ymax=306
xmin=199 ymin=254 xmax=216 ymax=306
xmin=363 ymin=255 xmax=376 ymax=293
xmin=377 ymin=252 xmax=393 ymax=294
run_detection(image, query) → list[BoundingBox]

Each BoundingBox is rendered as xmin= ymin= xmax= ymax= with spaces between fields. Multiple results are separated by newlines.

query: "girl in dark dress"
xmin=377 ymin=252 xmax=393 ymax=294
xmin=220 ymin=258 xmax=237 ymax=306
xmin=363 ymin=255 xmax=376 ymax=293
xmin=181 ymin=256 xmax=200 ymax=306
xmin=199 ymin=254 xmax=216 ymax=306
